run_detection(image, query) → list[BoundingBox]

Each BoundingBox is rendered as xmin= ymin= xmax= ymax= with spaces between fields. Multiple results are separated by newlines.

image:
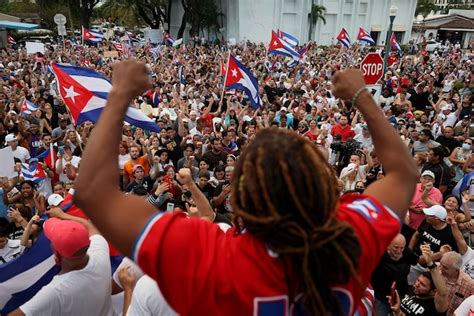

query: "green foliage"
xmin=311 ymin=4 xmax=327 ymax=25
xmin=98 ymin=0 xmax=144 ymax=27
xmin=415 ymin=0 xmax=437 ymax=17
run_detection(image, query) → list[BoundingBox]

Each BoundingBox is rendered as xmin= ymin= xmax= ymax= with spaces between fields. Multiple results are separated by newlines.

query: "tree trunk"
xmin=177 ymin=11 xmax=187 ymax=39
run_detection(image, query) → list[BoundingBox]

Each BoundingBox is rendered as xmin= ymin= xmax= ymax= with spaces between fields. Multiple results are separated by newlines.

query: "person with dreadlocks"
xmin=74 ymin=61 xmax=418 ymax=315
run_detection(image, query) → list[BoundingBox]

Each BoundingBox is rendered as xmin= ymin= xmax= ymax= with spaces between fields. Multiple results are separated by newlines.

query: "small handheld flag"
xmin=357 ymin=27 xmax=375 ymax=45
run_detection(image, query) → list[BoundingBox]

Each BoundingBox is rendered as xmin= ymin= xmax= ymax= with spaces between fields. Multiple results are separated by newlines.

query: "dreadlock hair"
xmin=231 ymin=128 xmax=361 ymax=315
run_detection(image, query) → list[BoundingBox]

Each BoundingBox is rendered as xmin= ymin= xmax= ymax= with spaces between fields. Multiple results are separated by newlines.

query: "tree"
xmin=415 ymin=0 xmax=437 ymax=18
xmin=308 ymin=3 xmax=326 ymax=41
xmin=134 ymin=0 xmax=169 ymax=30
xmin=99 ymin=0 xmax=143 ymax=27
xmin=177 ymin=0 xmax=224 ymax=40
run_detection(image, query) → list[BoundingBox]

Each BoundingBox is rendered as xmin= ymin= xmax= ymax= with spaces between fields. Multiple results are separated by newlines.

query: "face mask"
xmin=462 ymin=143 xmax=471 ymax=151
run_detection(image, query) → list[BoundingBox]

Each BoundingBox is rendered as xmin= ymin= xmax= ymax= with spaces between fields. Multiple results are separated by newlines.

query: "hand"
xmin=118 ymin=267 xmax=137 ymax=291
xmin=46 ymin=206 xmax=65 ymax=219
xmin=111 ymin=61 xmax=151 ymax=102
xmin=423 ymin=182 xmax=433 ymax=192
xmin=176 ymin=168 xmax=193 ymax=185
xmin=27 ymin=214 xmax=40 ymax=227
xmin=440 ymin=244 xmax=452 ymax=254
xmin=330 ymin=69 xmax=366 ymax=100
xmin=222 ymin=184 xmax=231 ymax=194
xmin=420 ymin=243 xmax=433 ymax=266
xmin=462 ymin=191 xmax=469 ymax=204
xmin=446 ymin=214 xmax=456 ymax=225
xmin=155 ymin=182 xmax=170 ymax=195
xmin=8 ymin=208 xmax=24 ymax=223
xmin=388 ymin=290 xmax=401 ymax=315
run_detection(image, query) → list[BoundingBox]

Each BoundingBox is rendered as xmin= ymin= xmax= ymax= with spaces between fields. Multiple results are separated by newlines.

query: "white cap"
xmin=441 ymin=104 xmax=452 ymax=111
xmin=423 ymin=205 xmax=447 ymax=220
xmin=242 ymin=115 xmax=252 ymax=122
xmin=5 ymin=134 xmax=17 ymax=142
xmin=47 ymin=194 xmax=64 ymax=207
xmin=280 ymin=107 xmax=287 ymax=112
xmin=421 ymin=170 xmax=435 ymax=179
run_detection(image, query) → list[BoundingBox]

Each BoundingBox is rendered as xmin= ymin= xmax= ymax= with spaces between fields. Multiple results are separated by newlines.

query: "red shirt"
xmin=331 ymin=124 xmax=355 ymax=142
xmin=133 ymin=194 xmax=401 ymax=315
xmin=200 ymin=113 xmax=215 ymax=127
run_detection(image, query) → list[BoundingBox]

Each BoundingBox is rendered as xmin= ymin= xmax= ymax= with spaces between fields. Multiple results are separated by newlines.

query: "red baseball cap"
xmin=44 ymin=218 xmax=90 ymax=259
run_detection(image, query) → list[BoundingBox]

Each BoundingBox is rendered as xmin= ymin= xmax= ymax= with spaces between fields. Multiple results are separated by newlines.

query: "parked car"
xmin=426 ymin=40 xmax=441 ymax=52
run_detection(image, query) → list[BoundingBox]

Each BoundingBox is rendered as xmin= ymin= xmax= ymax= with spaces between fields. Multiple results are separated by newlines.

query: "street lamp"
xmin=383 ymin=5 xmax=398 ymax=75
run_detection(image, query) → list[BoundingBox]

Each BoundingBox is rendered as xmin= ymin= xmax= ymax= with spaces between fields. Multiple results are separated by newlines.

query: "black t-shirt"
xmin=409 ymin=91 xmax=430 ymax=112
xmin=126 ymin=176 xmax=155 ymax=193
xmin=198 ymin=183 xmax=215 ymax=201
xmin=365 ymin=164 xmax=383 ymax=186
xmin=415 ymin=220 xmax=458 ymax=256
xmin=435 ymin=136 xmax=461 ymax=154
xmin=371 ymin=251 xmax=419 ymax=304
xmin=400 ymin=292 xmax=445 ymax=316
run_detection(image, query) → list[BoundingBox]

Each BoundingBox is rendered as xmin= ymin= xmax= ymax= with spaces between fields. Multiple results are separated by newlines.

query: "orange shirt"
xmin=123 ymin=156 xmax=150 ymax=181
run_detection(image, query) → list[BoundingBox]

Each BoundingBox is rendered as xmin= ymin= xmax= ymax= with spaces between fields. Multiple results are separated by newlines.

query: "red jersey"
xmin=331 ymin=124 xmax=355 ymax=142
xmin=133 ymin=194 xmax=401 ymax=315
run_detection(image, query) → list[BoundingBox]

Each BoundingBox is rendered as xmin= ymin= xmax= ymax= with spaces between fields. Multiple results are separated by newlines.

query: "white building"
xmin=433 ymin=0 xmax=474 ymax=10
xmin=195 ymin=0 xmax=417 ymax=46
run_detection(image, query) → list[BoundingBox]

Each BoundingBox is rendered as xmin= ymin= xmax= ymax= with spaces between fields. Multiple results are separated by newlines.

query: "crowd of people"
xmin=0 ymin=34 xmax=473 ymax=315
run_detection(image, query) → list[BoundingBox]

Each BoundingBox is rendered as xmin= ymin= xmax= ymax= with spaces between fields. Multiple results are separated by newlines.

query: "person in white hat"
xmin=407 ymin=204 xmax=458 ymax=285
xmin=5 ymin=133 xmax=30 ymax=163
xmin=408 ymin=170 xmax=443 ymax=230
xmin=47 ymin=194 xmax=65 ymax=207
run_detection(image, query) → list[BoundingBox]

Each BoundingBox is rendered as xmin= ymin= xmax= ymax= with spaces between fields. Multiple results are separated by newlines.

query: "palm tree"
xmin=100 ymin=0 xmax=142 ymax=27
xmin=415 ymin=0 xmax=437 ymax=18
xmin=308 ymin=3 xmax=326 ymax=41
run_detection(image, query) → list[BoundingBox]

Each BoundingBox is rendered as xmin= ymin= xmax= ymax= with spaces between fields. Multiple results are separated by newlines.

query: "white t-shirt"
xmin=56 ymin=156 xmax=81 ymax=182
xmin=118 ymin=154 xmax=131 ymax=170
xmin=127 ymin=275 xmax=177 ymax=316
xmin=11 ymin=146 xmax=30 ymax=163
xmin=20 ymin=235 xmax=112 ymax=316
xmin=462 ymin=247 xmax=474 ymax=279
xmin=454 ymin=294 xmax=474 ymax=315
xmin=0 ymin=239 xmax=24 ymax=264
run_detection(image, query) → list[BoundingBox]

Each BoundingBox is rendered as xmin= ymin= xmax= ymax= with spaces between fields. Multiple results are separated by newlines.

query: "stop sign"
xmin=360 ymin=53 xmax=384 ymax=85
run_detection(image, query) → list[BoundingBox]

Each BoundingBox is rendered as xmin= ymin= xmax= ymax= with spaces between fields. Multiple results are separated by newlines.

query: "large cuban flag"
xmin=224 ymin=55 xmax=261 ymax=109
xmin=51 ymin=64 xmax=160 ymax=132
xmin=268 ymin=31 xmax=301 ymax=61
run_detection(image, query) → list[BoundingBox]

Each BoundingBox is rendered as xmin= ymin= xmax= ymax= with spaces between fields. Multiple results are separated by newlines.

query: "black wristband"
xmin=428 ymin=263 xmax=436 ymax=270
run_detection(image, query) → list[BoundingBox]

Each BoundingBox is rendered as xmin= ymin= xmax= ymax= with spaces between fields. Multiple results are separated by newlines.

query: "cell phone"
xmin=58 ymin=146 xmax=65 ymax=156
xmin=166 ymin=202 xmax=175 ymax=212
xmin=390 ymin=282 xmax=397 ymax=303
xmin=163 ymin=175 xmax=173 ymax=189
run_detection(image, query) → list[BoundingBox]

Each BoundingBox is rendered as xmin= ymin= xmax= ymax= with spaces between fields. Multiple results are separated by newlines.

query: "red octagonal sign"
xmin=360 ymin=53 xmax=384 ymax=85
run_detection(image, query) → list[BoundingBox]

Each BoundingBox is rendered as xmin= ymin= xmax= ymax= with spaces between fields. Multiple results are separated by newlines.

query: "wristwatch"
xmin=427 ymin=263 xmax=436 ymax=270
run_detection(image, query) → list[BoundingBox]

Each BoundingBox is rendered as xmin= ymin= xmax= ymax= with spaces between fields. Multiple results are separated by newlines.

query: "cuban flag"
xmin=82 ymin=26 xmax=104 ymax=43
xmin=224 ymin=55 xmax=261 ymax=109
xmin=35 ymin=145 xmax=57 ymax=171
xmin=163 ymin=32 xmax=175 ymax=46
xmin=268 ymin=31 xmax=300 ymax=62
xmin=0 ymin=189 xmax=123 ymax=315
xmin=21 ymin=160 xmax=46 ymax=184
xmin=357 ymin=27 xmax=375 ymax=45
xmin=390 ymin=33 xmax=402 ymax=53
xmin=452 ymin=171 xmax=474 ymax=201
xmin=7 ymin=35 xmax=15 ymax=45
xmin=51 ymin=63 xmax=160 ymax=132
xmin=20 ymin=99 xmax=39 ymax=115
xmin=287 ymin=45 xmax=309 ymax=68
xmin=151 ymin=92 xmax=160 ymax=107
xmin=337 ymin=28 xmax=351 ymax=48
xmin=277 ymin=29 xmax=299 ymax=47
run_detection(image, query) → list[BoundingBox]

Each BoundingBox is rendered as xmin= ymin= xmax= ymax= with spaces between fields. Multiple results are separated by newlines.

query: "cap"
xmin=280 ymin=107 xmax=287 ymax=112
xmin=422 ymin=205 xmax=447 ymax=220
xmin=44 ymin=218 xmax=90 ymax=258
xmin=441 ymin=105 xmax=452 ymax=111
xmin=362 ymin=124 xmax=369 ymax=130
xmin=47 ymin=194 xmax=64 ymax=207
xmin=5 ymin=134 xmax=17 ymax=142
xmin=421 ymin=170 xmax=435 ymax=179
xmin=463 ymin=115 xmax=470 ymax=120
xmin=133 ymin=164 xmax=144 ymax=173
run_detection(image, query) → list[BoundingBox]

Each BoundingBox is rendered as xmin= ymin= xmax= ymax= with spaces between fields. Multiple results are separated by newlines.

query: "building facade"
xmin=211 ymin=0 xmax=416 ymax=46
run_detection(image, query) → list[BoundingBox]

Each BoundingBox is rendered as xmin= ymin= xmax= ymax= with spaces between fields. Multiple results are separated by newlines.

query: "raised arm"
xmin=331 ymin=69 xmax=418 ymax=219
xmin=74 ymin=61 xmax=157 ymax=257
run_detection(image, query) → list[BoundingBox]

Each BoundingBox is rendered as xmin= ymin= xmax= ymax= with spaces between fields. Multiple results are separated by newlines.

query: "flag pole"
xmin=220 ymin=51 xmax=231 ymax=103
